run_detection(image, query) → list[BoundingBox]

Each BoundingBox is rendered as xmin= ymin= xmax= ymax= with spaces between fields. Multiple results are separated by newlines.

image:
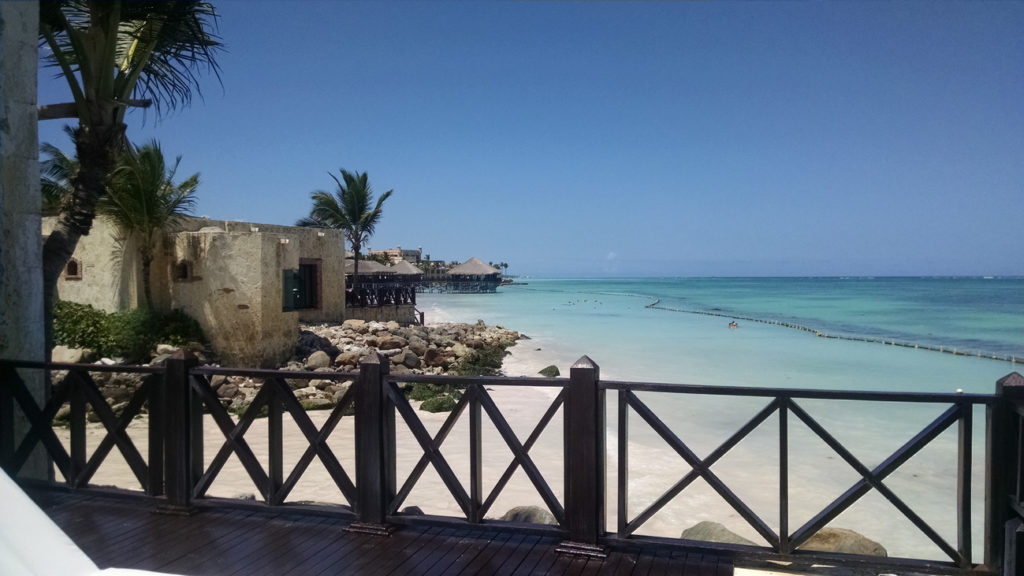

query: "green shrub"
xmin=159 ymin=309 xmax=205 ymax=346
xmin=104 ymin=308 xmax=161 ymax=361
xmin=53 ymin=300 xmax=206 ymax=363
xmin=420 ymin=395 xmax=458 ymax=413
xmin=53 ymin=300 xmax=107 ymax=351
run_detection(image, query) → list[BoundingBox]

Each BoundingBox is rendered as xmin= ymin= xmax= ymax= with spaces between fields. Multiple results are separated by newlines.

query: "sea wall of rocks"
xmin=56 ymin=319 xmax=521 ymax=420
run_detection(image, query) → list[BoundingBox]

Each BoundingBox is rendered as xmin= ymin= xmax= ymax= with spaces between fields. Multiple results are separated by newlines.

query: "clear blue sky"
xmin=37 ymin=1 xmax=1024 ymax=277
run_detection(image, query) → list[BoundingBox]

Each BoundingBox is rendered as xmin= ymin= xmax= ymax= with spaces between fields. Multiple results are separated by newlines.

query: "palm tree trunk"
xmin=41 ymin=120 xmax=124 ymax=359
xmin=140 ymin=254 xmax=153 ymax=310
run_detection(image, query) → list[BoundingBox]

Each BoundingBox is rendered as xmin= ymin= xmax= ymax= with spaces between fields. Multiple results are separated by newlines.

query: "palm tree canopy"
xmin=298 ymin=169 xmax=393 ymax=250
xmin=40 ymin=126 xmax=81 ymax=216
xmin=39 ymin=1 xmax=223 ymax=123
xmin=99 ymin=139 xmax=198 ymax=250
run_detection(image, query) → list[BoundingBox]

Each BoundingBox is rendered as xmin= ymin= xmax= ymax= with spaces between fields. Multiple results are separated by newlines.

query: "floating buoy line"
xmin=647 ymin=300 xmax=1021 ymax=365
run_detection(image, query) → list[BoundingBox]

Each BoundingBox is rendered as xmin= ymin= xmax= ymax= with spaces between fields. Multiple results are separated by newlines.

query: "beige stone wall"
xmin=345 ymin=305 xmax=418 ymax=324
xmin=168 ymin=229 xmax=299 ymax=367
xmin=42 ymin=218 xmax=143 ymax=313
xmin=41 ymin=216 xmax=348 ymax=368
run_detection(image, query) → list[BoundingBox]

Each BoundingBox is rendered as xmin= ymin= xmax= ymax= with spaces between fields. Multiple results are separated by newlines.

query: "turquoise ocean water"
xmin=420 ymin=276 xmax=1023 ymax=394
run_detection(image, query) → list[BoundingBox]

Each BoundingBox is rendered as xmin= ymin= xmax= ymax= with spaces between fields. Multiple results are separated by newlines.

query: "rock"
xmin=342 ymin=319 xmax=367 ymax=333
xmin=378 ymin=335 xmax=408 ymax=351
xmin=217 ymin=384 xmax=239 ymax=399
xmin=402 ymin=351 xmax=422 ymax=369
xmin=385 ymin=321 xmax=400 ymax=332
xmin=800 ymin=528 xmax=887 ymax=557
xmin=296 ymin=330 xmax=338 ymax=360
xmin=300 ymin=398 xmax=333 ymax=410
xmin=408 ymin=337 xmax=428 ymax=357
xmin=305 ymin=350 xmax=331 ymax=370
xmin=99 ymin=357 xmax=118 ymax=366
xmin=155 ymin=344 xmax=179 ymax=355
xmin=210 ymin=374 xmax=228 ymax=391
xmin=52 ymin=345 xmax=88 ymax=364
xmin=451 ymin=343 xmax=470 ymax=358
xmin=680 ymin=521 xmax=756 ymax=546
xmin=539 ymin=365 xmax=560 ymax=378
xmin=401 ymin=506 xmax=424 ymax=515
xmin=334 ymin=350 xmax=364 ymax=367
xmin=499 ymin=505 xmax=556 ymax=525
xmin=423 ymin=348 xmax=448 ymax=368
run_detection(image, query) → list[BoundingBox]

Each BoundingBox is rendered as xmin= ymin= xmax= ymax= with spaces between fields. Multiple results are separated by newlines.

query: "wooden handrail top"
xmin=390 ymin=373 xmax=566 ymax=387
xmin=605 ymin=379 xmax=997 ymax=404
xmin=0 ymin=359 xmax=165 ymax=375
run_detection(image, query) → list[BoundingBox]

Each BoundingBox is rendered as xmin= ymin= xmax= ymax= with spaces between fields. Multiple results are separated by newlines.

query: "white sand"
xmin=55 ymin=342 xmax=980 ymax=565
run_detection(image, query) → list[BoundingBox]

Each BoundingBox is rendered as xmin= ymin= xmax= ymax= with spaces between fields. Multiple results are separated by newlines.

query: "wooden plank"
xmin=411 ymin=528 xmax=499 ymax=575
xmin=361 ymin=525 xmax=448 ymax=576
xmin=337 ymin=526 xmax=445 ymax=575
xmin=231 ymin=516 xmax=345 ymax=576
xmin=485 ymin=533 xmax=544 ymax=575
xmin=455 ymin=531 xmax=526 ymax=575
xmin=421 ymin=528 xmax=500 ymax=576
xmin=508 ymin=538 xmax=561 ymax=576
xmin=372 ymin=528 xmax=464 ymax=569
xmin=167 ymin=513 xmax=336 ymax=575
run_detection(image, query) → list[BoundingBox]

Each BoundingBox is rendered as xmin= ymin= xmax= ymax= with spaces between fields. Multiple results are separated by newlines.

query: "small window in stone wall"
xmin=173 ymin=260 xmax=194 ymax=282
xmin=64 ymin=258 xmax=82 ymax=280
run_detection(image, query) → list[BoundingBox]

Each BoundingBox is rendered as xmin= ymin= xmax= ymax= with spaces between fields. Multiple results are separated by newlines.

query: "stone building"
xmin=43 ymin=216 xmax=347 ymax=368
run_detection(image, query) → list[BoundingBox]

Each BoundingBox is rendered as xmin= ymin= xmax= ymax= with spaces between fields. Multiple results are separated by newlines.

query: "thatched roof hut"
xmin=390 ymin=260 xmax=423 ymax=277
xmin=447 ymin=257 xmax=500 ymax=277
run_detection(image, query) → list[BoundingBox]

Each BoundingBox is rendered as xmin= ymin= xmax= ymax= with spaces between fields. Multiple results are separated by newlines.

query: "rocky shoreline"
xmin=53 ymin=319 xmax=522 ymax=421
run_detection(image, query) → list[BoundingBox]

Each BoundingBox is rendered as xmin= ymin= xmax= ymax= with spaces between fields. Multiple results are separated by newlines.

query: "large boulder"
xmin=304 ymin=350 xmax=331 ymax=370
xmin=538 ymin=365 xmax=560 ymax=378
xmin=680 ymin=521 xmax=756 ymax=546
xmin=52 ymin=345 xmax=90 ymax=364
xmin=342 ymin=319 xmax=368 ymax=334
xmin=423 ymin=348 xmax=449 ymax=368
xmin=499 ymin=505 xmax=556 ymax=525
xmin=378 ymin=335 xmax=408 ymax=351
xmin=800 ymin=528 xmax=887 ymax=557
xmin=296 ymin=330 xmax=338 ymax=360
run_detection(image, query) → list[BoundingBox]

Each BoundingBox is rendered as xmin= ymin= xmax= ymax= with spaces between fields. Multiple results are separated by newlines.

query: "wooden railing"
xmin=2 ymin=355 xmax=1022 ymax=575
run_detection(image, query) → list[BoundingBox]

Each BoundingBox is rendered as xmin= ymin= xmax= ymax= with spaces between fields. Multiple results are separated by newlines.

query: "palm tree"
xmin=38 ymin=1 xmax=221 ymax=352
xmin=40 ymin=127 xmax=80 ymax=216
xmin=99 ymin=140 xmax=198 ymax=310
xmin=297 ymin=170 xmax=393 ymax=294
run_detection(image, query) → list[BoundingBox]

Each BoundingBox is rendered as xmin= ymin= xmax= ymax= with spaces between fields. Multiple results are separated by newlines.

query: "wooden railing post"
xmin=986 ymin=371 xmax=1024 ymax=574
xmin=349 ymin=352 xmax=394 ymax=535
xmin=558 ymin=356 xmax=607 ymax=557
xmin=0 ymin=362 xmax=15 ymax=472
xmin=159 ymin=350 xmax=198 ymax=514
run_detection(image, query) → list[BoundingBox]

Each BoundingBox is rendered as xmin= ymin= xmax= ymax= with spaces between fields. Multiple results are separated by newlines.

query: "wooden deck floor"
xmin=29 ymin=488 xmax=733 ymax=576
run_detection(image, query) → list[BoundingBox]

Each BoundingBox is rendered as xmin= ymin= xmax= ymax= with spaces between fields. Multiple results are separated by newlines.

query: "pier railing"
xmin=2 ymin=354 xmax=1022 ymax=575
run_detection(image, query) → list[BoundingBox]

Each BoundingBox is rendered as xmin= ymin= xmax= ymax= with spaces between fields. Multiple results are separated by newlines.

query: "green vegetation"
xmin=405 ymin=382 xmax=463 ymax=414
xmin=455 ymin=344 xmax=508 ymax=376
xmin=296 ymin=170 xmax=393 ymax=293
xmin=53 ymin=300 xmax=204 ymax=363
xmin=403 ymin=343 xmax=511 ymax=412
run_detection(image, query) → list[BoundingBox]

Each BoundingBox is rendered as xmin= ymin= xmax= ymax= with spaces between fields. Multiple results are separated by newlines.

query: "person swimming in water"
xmin=729 ymin=321 xmax=738 ymax=329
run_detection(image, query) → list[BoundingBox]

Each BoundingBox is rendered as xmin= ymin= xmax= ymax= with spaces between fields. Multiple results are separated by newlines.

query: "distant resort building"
xmin=442 ymin=258 xmax=503 ymax=293
xmin=349 ymin=254 xmax=503 ymax=295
